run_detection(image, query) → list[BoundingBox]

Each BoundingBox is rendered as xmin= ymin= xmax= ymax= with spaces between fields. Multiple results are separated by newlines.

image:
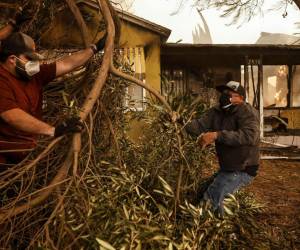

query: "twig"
xmin=109 ymin=63 xmax=172 ymax=113
xmin=101 ymin=102 xmax=124 ymax=169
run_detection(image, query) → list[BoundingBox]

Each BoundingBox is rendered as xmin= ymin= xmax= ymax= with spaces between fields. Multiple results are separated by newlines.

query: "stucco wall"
xmin=41 ymin=5 xmax=162 ymax=93
xmin=119 ymin=20 xmax=162 ymax=93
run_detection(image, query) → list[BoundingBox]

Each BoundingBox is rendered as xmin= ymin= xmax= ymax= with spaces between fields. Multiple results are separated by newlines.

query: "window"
xmin=161 ymin=69 xmax=186 ymax=98
xmin=120 ymin=47 xmax=146 ymax=111
xmin=292 ymin=65 xmax=300 ymax=107
xmin=263 ymin=65 xmax=288 ymax=108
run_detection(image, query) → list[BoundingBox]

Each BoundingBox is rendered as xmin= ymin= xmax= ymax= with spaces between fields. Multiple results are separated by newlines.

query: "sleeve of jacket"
xmin=217 ymin=105 xmax=260 ymax=146
xmin=185 ymin=108 xmax=215 ymax=136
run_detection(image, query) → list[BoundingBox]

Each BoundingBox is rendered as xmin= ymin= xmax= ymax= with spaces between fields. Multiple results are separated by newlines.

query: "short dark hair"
xmin=0 ymin=32 xmax=40 ymax=63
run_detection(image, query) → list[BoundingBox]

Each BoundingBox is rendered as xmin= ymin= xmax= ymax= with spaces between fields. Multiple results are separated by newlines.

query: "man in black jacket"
xmin=186 ymin=80 xmax=260 ymax=215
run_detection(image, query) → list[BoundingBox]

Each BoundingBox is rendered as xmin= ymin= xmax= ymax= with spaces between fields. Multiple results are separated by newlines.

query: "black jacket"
xmin=185 ymin=103 xmax=260 ymax=172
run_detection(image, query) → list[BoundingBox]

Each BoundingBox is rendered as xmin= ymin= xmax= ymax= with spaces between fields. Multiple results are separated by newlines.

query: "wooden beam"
xmin=258 ymin=56 xmax=264 ymax=139
xmin=244 ymin=56 xmax=249 ymax=102
xmin=287 ymin=65 xmax=294 ymax=107
xmin=294 ymin=0 xmax=300 ymax=10
xmin=161 ymin=45 xmax=300 ymax=66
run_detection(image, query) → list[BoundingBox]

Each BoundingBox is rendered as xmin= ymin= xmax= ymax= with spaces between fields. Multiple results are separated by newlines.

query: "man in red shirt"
xmin=0 ymin=31 xmax=106 ymax=165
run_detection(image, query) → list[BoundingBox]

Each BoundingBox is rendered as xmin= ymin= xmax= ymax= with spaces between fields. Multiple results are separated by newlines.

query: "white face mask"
xmin=24 ymin=60 xmax=40 ymax=76
xmin=15 ymin=56 xmax=40 ymax=79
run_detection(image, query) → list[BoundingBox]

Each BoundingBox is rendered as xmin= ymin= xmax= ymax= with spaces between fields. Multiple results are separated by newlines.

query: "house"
xmin=40 ymin=0 xmax=171 ymax=112
xmin=161 ymin=43 xmax=300 ymax=142
xmin=39 ymin=1 xmax=300 ymax=143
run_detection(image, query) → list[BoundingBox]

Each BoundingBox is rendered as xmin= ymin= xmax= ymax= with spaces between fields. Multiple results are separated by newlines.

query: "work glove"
xmin=90 ymin=33 xmax=107 ymax=54
xmin=54 ymin=117 xmax=84 ymax=138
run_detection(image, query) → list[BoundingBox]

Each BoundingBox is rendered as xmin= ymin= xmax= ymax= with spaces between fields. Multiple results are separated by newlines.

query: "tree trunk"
xmin=294 ymin=0 xmax=300 ymax=10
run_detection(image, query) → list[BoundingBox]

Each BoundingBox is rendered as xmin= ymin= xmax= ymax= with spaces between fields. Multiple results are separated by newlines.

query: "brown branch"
xmin=107 ymin=1 xmax=121 ymax=45
xmin=294 ymin=0 xmax=300 ymax=10
xmin=101 ymin=102 xmax=123 ymax=169
xmin=109 ymin=60 xmax=187 ymax=209
xmin=72 ymin=0 xmax=117 ymax=178
xmin=0 ymin=137 xmax=62 ymax=190
xmin=64 ymin=0 xmax=90 ymax=178
xmin=65 ymin=0 xmax=90 ymax=46
xmin=108 ymin=41 xmax=191 ymax=207
xmin=0 ymin=150 xmax=73 ymax=222
xmin=81 ymin=0 xmax=115 ymax=120
xmin=0 ymin=0 xmax=115 ymax=222
xmin=0 ymin=3 xmax=19 ymax=9
xmin=109 ymin=63 xmax=172 ymax=113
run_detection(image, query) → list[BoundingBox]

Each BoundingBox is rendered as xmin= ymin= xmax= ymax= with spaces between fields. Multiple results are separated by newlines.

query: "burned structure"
xmin=161 ymin=44 xmax=300 ymax=140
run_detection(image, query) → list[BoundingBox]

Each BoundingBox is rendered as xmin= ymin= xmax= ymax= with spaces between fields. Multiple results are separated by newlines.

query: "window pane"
xmin=263 ymin=65 xmax=288 ymax=108
xmin=121 ymin=47 xmax=146 ymax=110
xmin=161 ymin=68 xmax=186 ymax=97
xmin=292 ymin=65 xmax=300 ymax=107
xmin=127 ymin=84 xmax=144 ymax=109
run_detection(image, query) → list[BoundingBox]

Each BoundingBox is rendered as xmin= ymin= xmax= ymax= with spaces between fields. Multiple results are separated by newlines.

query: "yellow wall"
xmin=281 ymin=109 xmax=300 ymax=129
xmin=41 ymin=5 xmax=162 ymax=93
xmin=119 ymin=21 xmax=162 ymax=92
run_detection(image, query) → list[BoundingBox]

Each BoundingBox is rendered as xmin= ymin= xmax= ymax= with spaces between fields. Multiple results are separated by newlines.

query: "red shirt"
xmin=0 ymin=63 xmax=56 ymax=163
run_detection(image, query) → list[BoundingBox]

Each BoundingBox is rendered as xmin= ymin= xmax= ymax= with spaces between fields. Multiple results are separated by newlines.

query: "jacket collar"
xmin=213 ymin=102 xmax=245 ymax=114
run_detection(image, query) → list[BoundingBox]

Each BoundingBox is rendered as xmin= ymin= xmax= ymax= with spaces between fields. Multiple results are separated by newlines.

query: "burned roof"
xmin=162 ymin=43 xmax=300 ymax=66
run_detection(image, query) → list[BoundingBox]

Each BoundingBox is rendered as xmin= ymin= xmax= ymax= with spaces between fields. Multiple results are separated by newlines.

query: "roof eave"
xmin=76 ymin=0 xmax=171 ymax=41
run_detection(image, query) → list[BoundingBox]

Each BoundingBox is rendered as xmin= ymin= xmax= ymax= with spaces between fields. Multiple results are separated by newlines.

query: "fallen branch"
xmin=109 ymin=63 xmax=172 ymax=113
xmin=0 ymin=0 xmax=115 ymax=222
xmin=65 ymin=0 xmax=90 ymax=46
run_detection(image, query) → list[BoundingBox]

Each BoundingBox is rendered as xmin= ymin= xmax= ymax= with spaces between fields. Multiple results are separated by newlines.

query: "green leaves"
xmin=96 ymin=238 xmax=116 ymax=250
xmin=25 ymin=55 xmax=276 ymax=249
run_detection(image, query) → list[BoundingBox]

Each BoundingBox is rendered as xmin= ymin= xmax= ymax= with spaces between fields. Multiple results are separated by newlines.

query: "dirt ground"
xmin=246 ymin=160 xmax=300 ymax=248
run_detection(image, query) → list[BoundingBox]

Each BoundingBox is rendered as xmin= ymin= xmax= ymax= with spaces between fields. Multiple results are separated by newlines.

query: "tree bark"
xmin=65 ymin=0 xmax=90 ymax=46
xmin=294 ymin=0 xmax=300 ymax=10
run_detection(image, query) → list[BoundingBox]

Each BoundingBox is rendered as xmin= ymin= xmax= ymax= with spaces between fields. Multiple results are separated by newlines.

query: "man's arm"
xmin=185 ymin=109 xmax=214 ymax=136
xmin=217 ymin=107 xmax=260 ymax=146
xmin=55 ymin=33 xmax=107 ymax=77
xmin=55 ymin=48 xmax=94 ymax=77
xmin=1 ymin=108 xmax=54 ymax=136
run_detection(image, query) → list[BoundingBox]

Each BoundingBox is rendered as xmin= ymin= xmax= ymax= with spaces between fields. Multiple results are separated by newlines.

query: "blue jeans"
xmin=203 ymin=170 xmax=253 ymax=215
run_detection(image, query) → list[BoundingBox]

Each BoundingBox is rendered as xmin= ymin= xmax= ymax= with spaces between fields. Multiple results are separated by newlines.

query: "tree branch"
xmin=65 ymin=0 xmax=90 ymax=46
xmin=0 ymin=0 xmax=115 ymax=222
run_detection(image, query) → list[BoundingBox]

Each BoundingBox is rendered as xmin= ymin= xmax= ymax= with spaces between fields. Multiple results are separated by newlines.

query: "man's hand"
xmin=54 ymin=117 xmax=84 ymax=138
xmin=90 ymin=33 xmax=107 ymax=54
xmin=198 ymin=132 xmax=218 ymax=149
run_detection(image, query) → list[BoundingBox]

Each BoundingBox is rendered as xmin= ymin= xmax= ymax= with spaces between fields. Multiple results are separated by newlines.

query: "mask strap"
xmin=222 ymin=103 xmax=233 ymax=109
xmin=14 ymin=56 xmax=28 ymax=63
